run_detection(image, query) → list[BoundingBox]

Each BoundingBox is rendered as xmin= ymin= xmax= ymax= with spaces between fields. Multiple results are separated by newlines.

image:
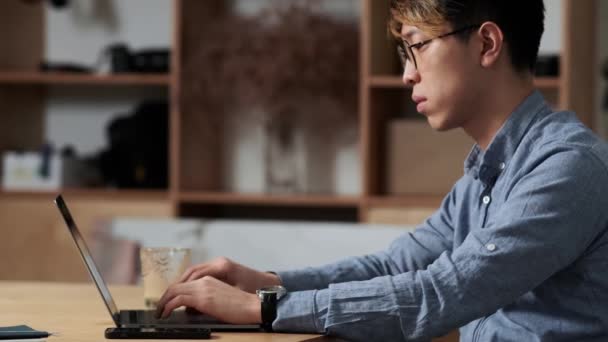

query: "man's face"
xmin=400 ymin=23 xmax=482 ymax=131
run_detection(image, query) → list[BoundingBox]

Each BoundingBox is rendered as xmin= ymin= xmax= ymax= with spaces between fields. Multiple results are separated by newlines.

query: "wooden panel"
xmin=178 ymin=0 xmax=229 ymax=192
xmin=367 ymin=195 xmax=444 ymax=208
xmin=370 ymin=75 xmax=407 ymax=88
xmin=0 ymin=86 xmax=45 ymax=154
xmin=179 ymin=191 xmax=360 ymax=208
xmin=387 ymin=120 xmax=472 ymax=195
xmin=170 ymin=0 xmax=183 ymax=210
xmin=0 ymin=195 xmax=171 ymax=282
xmin=0 ymin=1 xmax=43 ymax=70
xmin=364 ymin=90 xmax=389 ymax=196
xmin=534 ymin=77 xmax=561 ymax=89
xmin=179 ymin=101 xmax=224 ymax=192
xmin=365 ymin=88 xmax=417 ymax=196
xmin=561 ymin=0 xmax=597 ymax=128
xmin=358 ymin=0 xmax=371 ymax=222
xmin=366 ymin=207 xmax=436 ymax=226
xmin=0 ymin=189 xmax=168 ymax=201
xmin=367 ymin=0 xmax=399 ymax=76
xmin=0 ymin=72 xmax=170 ymax=85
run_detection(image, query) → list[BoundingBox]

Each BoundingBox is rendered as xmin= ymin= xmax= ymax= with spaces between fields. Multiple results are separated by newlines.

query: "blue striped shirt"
xmin=273 ymin=90 xmax=608 ymax=341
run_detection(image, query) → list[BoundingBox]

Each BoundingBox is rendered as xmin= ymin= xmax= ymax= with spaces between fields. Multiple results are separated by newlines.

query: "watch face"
xmin=257 ymin=285 xmax=287 ymax=300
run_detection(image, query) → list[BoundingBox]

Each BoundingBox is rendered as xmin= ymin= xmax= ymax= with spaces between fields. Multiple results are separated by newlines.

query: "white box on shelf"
xmin=2 ymin=152 xmax=89 ymax=191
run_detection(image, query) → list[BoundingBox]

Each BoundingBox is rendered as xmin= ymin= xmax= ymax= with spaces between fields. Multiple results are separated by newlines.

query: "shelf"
xmin=0 ymin=72 xmax=170 ymax=86
xmin=368 ymin=75 xmax=407 ymax=88
xmin=364 ymin=195 xmax=444 ymax=208
xmin=178 ymin=191 xmax=361 ymax=208
xmin=369 ymin=75 xmax=561 ymax=90
xmin=533 ymin=77 xmax=561 ymax=89
xmin=0 ymin=188 xmax=169 ymax=200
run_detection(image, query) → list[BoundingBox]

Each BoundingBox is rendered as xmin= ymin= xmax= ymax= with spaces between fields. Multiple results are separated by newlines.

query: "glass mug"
xmin=140 ymin=247 xmax=192 ymax=309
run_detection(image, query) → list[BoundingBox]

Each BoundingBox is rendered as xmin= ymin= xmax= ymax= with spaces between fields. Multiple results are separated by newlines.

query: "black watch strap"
xmin=260 ymin=293 xmax=277 ymax=332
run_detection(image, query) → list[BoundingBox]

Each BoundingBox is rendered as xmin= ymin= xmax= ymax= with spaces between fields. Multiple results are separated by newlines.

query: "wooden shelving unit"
xmin=0 ymin=0 xmax=598 ymax=225
xmin=368 ymin=75 xmax=407 ymax=88
xmin=0 ymin=72 xmax=170 ymax=86
xmin=370 ymin=75 xmax=563 ymax=90
xmin=534 ymin=76 xmax=561 ymax=89
xmin=364 ymin=195 xmax=444 ymax=208
xmin=179 ymin=191 xmax=361 ymax=208
xmin=0 ymin=189 xmax=169 ymax=200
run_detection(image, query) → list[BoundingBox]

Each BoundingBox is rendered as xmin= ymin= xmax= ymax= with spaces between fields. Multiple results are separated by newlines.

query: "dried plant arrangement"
xmin=182 ymin=1 xmax=359 ymax=193
xmin=183 ymin=1 xmax=359 ymax=137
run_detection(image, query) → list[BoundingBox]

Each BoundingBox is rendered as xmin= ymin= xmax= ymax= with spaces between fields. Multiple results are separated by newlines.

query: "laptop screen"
xmin=54 ymin=195 xmax=121 ymax=326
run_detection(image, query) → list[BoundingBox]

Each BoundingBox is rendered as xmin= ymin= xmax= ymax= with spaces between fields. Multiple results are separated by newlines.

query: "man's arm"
xmin=274 ymin=146 xmax=608 ymax=341
xmin=277 ymin=186 xmax=459 ymax=291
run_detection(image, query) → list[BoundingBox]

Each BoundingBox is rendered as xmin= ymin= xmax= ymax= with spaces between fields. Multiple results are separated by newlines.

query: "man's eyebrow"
xmin=401 ymin=28 xmax=421 ymax=40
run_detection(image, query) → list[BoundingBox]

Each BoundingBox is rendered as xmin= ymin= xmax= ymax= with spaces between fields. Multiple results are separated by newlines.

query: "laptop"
xmin=54 ymin=194 xmax=260 ymax=331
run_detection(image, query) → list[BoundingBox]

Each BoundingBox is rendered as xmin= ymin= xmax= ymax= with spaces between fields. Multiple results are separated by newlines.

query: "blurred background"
xmin=0 ymin=0 xmax=605 ymax=287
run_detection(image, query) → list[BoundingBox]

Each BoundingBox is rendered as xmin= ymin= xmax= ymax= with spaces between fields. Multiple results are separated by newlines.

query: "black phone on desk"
xmin=105 ymin=327 xmax=211 ymax=339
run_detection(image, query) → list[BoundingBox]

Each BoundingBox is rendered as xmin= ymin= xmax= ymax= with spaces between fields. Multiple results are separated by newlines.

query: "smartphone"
xmin=105 ymin=327 xmax=211 ymax=339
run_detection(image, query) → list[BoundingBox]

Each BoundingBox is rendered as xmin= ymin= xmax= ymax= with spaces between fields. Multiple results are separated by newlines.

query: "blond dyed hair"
xmin=388 ymin=0 xmax=448 ymax=39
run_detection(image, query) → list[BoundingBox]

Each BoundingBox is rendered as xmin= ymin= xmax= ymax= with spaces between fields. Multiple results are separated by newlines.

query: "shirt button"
xmin=482 ymin=195 xmax=491 ymax=205
xmin=486 ymin=243 xmax=496 ymax=251
xmin=499 ymin=162 xmax=506 ymax=170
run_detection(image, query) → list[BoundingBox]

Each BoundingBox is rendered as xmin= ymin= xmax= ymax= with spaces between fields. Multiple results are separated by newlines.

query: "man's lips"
xmin=412 ymin=95 xmax=428 ymax=112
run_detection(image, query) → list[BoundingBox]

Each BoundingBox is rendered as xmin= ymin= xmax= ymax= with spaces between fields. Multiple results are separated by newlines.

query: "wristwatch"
xmin=256 ymin=285 xmax=287 ymax=332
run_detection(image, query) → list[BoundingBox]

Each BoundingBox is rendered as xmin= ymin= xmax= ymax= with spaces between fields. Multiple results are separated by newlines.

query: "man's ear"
xmin=477 ymin=22 xmax=504 ymax=68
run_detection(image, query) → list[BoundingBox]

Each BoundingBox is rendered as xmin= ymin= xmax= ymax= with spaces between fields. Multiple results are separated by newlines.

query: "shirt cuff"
xmin=273 ymin=289 xmax=329 ymax=333
xmin=276 ymin=269 xmax=325 ymax=291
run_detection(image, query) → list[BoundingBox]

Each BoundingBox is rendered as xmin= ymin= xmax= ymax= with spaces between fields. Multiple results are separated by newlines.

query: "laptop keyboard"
xmin=122 ymin=310 xmax=221 ymax=325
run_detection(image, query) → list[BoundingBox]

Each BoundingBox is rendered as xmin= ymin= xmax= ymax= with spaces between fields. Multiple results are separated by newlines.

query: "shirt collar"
xmin=464 ymin=90 xmax=551 ymax=186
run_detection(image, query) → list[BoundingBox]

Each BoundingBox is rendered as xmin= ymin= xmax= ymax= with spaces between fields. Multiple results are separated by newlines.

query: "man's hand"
xmin=176 ymin=257 xmax=281 ymax=294
xmin=155 ymin=276 xmax=262 ymax=324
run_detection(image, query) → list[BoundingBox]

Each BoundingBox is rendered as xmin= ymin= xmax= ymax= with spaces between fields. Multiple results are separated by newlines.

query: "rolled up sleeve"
xmin=277 ymin=188 xmax=459 ymax=292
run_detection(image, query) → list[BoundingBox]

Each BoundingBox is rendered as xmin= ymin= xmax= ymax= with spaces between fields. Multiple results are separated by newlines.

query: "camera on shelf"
xmin=105 ymin=43 xmax=170 ymax=74
xmin=95 ymin=100 xmax=169 ymax=189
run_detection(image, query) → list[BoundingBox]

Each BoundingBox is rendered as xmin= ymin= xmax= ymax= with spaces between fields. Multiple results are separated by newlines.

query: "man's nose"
xmin=402 ymin=60 xmax=419 ymax=87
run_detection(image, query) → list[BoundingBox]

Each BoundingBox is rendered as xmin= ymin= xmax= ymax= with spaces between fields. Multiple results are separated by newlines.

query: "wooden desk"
xmin=0 ymin=281 xmax=334 ymax=342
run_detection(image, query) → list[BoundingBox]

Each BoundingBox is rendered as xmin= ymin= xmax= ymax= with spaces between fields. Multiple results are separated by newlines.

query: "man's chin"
xmin=426 ymin=112 xmax=460 ymax=132
xmin=426 ymin=116 xmax=448 ymax=131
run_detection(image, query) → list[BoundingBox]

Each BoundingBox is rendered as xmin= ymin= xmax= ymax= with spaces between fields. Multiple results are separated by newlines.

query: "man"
xmin=156 ymin=0 xmax=608 ymax=340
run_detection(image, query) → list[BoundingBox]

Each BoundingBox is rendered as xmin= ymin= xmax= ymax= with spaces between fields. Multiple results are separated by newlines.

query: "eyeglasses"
xmin=397 ymin=24 xmax=481 ymax=70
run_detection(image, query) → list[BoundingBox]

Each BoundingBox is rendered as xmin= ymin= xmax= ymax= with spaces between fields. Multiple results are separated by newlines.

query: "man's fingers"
xmin=156 ymin=282 xmax=189 ymax=317
xmin=178 ymin=266 xmax=202 ymax=283
xmin=187 ymin=270 xmax=208 ymax=282
xmin=179 ymin=264 xmax=217 ymax=283
xmin=161 ymin=294 xmax=194 ymax=319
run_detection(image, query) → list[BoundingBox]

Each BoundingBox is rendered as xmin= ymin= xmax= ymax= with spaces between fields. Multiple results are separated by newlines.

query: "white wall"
xmin=539 ymin=0 xmax=562 ymax=54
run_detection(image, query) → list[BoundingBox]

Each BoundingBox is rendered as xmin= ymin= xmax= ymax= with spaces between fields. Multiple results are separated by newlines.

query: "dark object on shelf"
xmin=20 ymin=0 xmax=69 ymax=8
xmin=97 ymin=101 xmax=169 ymax=189
xmin=104 ymin=43 xmax=170 ymax=73
xmin=535 ymin=55 xmax=560 ymax=77
xmin=49 ymin=0 xmax=69 ymax=8
xmin=40 ymin=61 xmax=92 ymax=73
xmin=132 ymin=49 xmax=171 ymax=73
xmin=108 ymin=43 xmax=132 ymax=73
